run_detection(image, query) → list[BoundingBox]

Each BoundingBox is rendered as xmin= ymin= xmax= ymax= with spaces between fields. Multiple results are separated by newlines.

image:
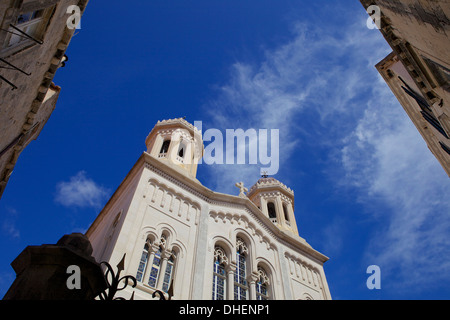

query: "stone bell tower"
xmin=247 ymin=177 xmax=299 ymax=238
xmin=145 ymin=118 xmax=204 ymax=180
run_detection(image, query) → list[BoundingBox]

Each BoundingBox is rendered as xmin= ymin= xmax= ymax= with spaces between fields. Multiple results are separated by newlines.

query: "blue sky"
xmin=1 ymin=0 xmax=450 ymax=299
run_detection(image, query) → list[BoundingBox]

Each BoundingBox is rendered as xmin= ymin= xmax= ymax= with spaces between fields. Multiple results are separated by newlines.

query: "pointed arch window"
xmin=135 ymin=234 xmax=177 ymax=293
xmin=212 ymin=247 xmax=227 ymax=300
xmin=234 ymin=238 xmax=249 ymax=300
xmin=256 ymin=267 xmax=270 ymax=300
xmin=178 ymin=143 xmax=185 ymax=158
xmin=177 ymin=142 xmax=186 ymax=163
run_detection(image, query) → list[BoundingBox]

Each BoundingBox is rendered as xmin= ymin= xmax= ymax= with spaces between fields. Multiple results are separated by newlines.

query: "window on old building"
xmin=147 ymin=247 xmax=162 ymax=288
xmin=136 ymin=234 xmax=176 ymax=293
xmin=267 ymin=202 xmax=277 ymax=222
xmin=5 ymin=8 xmax=49 ymax=48
xmin=440 ymin=142 xmax=450 ymax=156
xmin=234 ymin=237 xmax=248 ymax=300
xmin=159 ymin=140 xmax=171 ymax=156
xmin=422 ymin=56 xmax=450 ymax=92
xmin=400 ymin=76 xmax=449 ymax=139
xmin=256 ymin=267 xmax=270 ymax=300
xmin=136 ymin=242 xmax=149 ymax=282
xmin=212 ymin=246 xmax=228 ymax=300
xmin=177 ymin=142 xmax=186 ymax=163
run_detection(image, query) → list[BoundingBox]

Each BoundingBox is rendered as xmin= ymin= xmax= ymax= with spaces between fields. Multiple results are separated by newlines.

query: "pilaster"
xmin=190 ymin=203 xmax=210 ymax=299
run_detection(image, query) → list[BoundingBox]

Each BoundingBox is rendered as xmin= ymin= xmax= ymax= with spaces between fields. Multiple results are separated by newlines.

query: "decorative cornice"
xmin=143 ymin=153 xmax=328 ymax=263
xmin=145 ymin=118 xmax=201 ymax=144
xmin=144 ymin=159 xmax=209 ymax=204
xmin=248 ymin=177 xmax=294 ymax=198
xmin=155 ymin=118 xmax=201 ymax=134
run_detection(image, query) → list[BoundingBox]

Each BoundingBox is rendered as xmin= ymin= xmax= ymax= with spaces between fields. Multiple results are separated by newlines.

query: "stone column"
xmin=287 ymin=202 xmax=299 ymax=235
xmin=151 ymin=135 xmax=164 ymax=157
xmin=260 ymin=197 xmax=268 ymax=217
xmin=276 ymin=197 xmax=286 ymax=226
xmin=191 ymin=204 xmax=210 ymax=300
xmin=249 ymin=273 xmax=259 ymax=300
xmin=277 ymin=249 xmax=293 ymax=300
xmin=156 ymin=250 xmax=171 ymax=290
xmin=226 ymin=264 xmax=236 ymax=300
xmin=142 ymin=244 xmax=159 ymax=285
xmin=167 ymin=132 xmax=179 ymax=162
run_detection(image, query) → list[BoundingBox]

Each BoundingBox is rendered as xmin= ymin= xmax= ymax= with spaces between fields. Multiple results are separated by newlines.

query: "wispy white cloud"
xmin=54 ymin=171 xmax=110 ymax=209
xmin=201 ymin=17 xmax=389 ymax=191
xmin=1 ymin=207 xmax=20 ymax=240
xmin=201 ymin=11 xmax=450 ymax=293
xmin=342 ymin=77 xmax=450 ymax=291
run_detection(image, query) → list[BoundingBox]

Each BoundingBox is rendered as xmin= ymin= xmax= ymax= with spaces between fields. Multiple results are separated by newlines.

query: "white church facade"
xmin=86 ymin=118 xmax=332 ymax=300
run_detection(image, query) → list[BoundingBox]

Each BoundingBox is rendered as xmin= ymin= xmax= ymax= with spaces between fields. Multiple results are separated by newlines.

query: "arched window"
xmin=267 ymin=202 xmax=277 ymax=222
xmin=178 ymin=143 xmax=185 ymax=158
xmin=136 ymin=234 xmax=177 ymax=292
xmin=162 ymin=252 xmax=176 ymax=293
xmin=234 ymin=237 xmax=249 ymax=300
xmin=147 ymin=247 xmax=162 ymax=288
xmin=136 ymin=241 xmax=149 ymax=282
xmin=177 ymin=142 xmax=186 ymax=163
xmin=256 ymin=267 xmax=270 ymax=300
xmin=160 ymin=140 xmax=171 ymax=154
xmin=212 ymin=246 xmax=228 ymax=300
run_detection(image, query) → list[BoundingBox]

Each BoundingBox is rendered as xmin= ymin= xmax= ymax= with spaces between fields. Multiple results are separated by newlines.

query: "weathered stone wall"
xmin=0 ymin=0 xmax=89 ymax=198
xmin=361 ymin=0 xmax=450 ymax=176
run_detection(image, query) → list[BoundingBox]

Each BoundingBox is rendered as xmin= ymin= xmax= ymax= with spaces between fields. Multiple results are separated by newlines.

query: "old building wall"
xmin=361 ymin=0 xmax=450 ymax=175
xmin=376 ymin=53 xmax=450 ymax=176
xmin=0 ymin=0 xmax=89 ymax=198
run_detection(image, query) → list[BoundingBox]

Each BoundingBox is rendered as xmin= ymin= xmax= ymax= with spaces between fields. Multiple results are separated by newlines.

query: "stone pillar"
xmin=260 ymin=197 xmax=268 ymax=218
xmin=276 ymin=197 xmax=286 ymax=226
xmin=226 ymin=264 xmax=236 ymax=300
xmin=156 ymin=251 xmax=171 ymax=289
xmin=287 ymin=202 xmax=299 ymax=235
xmin=142 ymin=244 xmax=158 ymax=285
xmin=3 ymin=233 xmax=107 ymax=300
xmin=150 ymin=135 xmax=163 ymax=157
xmin=249 ymin=279 xmax=257 ymax=300
xmin=191 ymin=204 xmax=210 ymax=300
xmin=249 ymin=271 xmax=260 ymax=300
